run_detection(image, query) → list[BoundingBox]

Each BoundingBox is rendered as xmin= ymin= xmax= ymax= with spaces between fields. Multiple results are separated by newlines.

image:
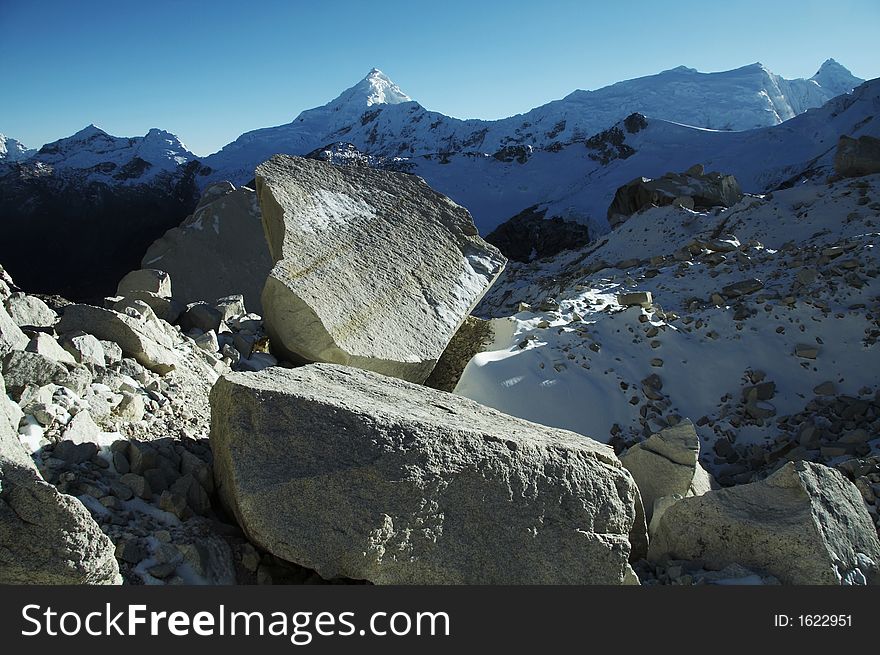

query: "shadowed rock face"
xmin=140 ymin=182 xmax=273 ymax=314
xmin=210 ymin=363 xmax=642 ymax=585
xmin=834 ymin=135 xmax=880 ymax=178
xmin=255 ymin=154 xmax=506 ymax=383
xmin=485 ymin=205 xmax=591 ymax=263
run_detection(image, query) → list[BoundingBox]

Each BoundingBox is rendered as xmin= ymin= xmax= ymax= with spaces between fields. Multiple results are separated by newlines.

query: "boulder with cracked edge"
xmin=210 ymin=363 xmax=641 ymax=584
xmin=256 ymin=155 xmax=506 ymax=383
xmin=0 ymin=370 xmax=121 ymax=584
xmin=648 ymin=461 xmax=880 ymax=585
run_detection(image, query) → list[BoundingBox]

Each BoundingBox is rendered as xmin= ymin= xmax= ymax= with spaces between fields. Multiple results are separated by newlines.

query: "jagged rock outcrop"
xmin=620 ymin=420 xmax=713 ymax=525
xmin=648 ymin=461 xmax=880 ymax=584
xmin=607 ymin=165 xmax=744 ymax=228
xmin=834 ymin=135 xmax=880 ymax=178
xmin=210 ymin=363 xmax=641 ymax=584
xmin=0 ymin=370 xmax=122 ymax=584
xmin=256 ymin=155 xmax=506 ymax=383
xmin=140 ymin=182 xmax=273 ymax=313
xmin=485 ymin=206 xmax=592 ymax=263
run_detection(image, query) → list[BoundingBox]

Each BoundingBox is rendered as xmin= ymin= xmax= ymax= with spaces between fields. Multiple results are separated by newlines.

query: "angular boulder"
xmin=141 ymin=182 xmax=273 ymax=313
xmin=648 ymin=461 xmax=880 ymax=584
xmin=4 ymin=293 xmax=56 ymax=328
xmin=117 ymin=268 xmax=172 ymax=298
xmin=210 ymin=363 xmax=640 ymax=584
xmin=620 ymin=420 xmax=712 ymax=524
xmin=25 ymin=332 xmax=77 ymax=365
xmin=58 ymin=303 xmax=178 ymax=374
xmin=0 ymin=302 xmax=28 ymax=354
xmin=834 ymin=135 xmax=880 ymax=178
xmin=0 ymin=371 xmax=121 ymax=584
xmin=256 ymin=155 xmax=506 ymax=383
xmin=1 ymin=350 xmax=91 ymax=397
xmin=608 ymin=167 xmax=743 ymax=227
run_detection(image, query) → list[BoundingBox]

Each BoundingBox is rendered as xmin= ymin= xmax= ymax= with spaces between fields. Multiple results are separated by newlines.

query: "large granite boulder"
xmin=256 ymin=155 xmax=506 ymax=383
xmin=620 ymin=420 xmax=713 ymax=525
xmin=4 ymin=293 xmax=57 ymax=328
xmin=834 ymin=135 xmax=880 ymax=178
xmin=58 ymin=302 xmax=178 ymax=374
xmin=648 ymin=461 xmax=880 ymax=584
xmin=210 ymin=363 xmax=641 ymax=584
xmin=607 ymin=165 xmax=743 ymax=228
xmin=141 ymin=182 xmax=273 ymax=314
xmin=0 ymin=370 xmax=121 ymax=584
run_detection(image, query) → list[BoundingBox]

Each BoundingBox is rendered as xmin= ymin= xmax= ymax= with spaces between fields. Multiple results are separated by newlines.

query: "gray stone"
xmin=648 ymin=461 xmax=880 ymax=584
xmin=617 ymin=291 xmax=653 ymax=308
xmin=795 ymin=343 xmax=820 ymax=359
xmin=721 ymin=278 xmax=764 ymax=298
xmin=214 ymin=294 xmax=246 ymax=321
xmin=114 ymin=392 xmax=144 ymax=422
xmin=58 ymin=304 xmax=178 ymax=375
xmin=62 ymin=410 xmax=101 ymax=444
xmin=620 ymin=420 xmax=712 ymax=524
xmin=0 ymin=302 xmax=28 ymax=354
xmin=256 ymin=155 xmax=506 ymax=383
xmin=194 ymin=330 xmax=219 ymax=352
xmin=4 ymin=293 xmax=56 ymax=328
xmin=113 ymin=290 xmax=182 ymax=324
xmin=60 ymin=332 xmax=106 ymax=367
xmin=180 ymin=302 xmax=223 ymax=334
xmin=117 ymin=269 xmax=172 ymax=298
xmin=25 ymin=332 xmax=76 ymax=365
xmin=0 ymin=371 xmax=121 ymax=584
xmin=141 ymin=183 xmax=273 ymax=314
xmin=1 ymin=350 xmax=91 ymax=397
xmin=210 ymin=363 xmax=640 ymax=584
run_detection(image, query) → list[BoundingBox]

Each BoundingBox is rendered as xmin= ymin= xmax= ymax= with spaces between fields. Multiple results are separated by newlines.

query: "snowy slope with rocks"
xmin=459 ymin=173 xmax=880 ymax=500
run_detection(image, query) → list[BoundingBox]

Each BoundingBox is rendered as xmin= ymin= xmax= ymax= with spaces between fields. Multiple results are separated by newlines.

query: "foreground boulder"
xmin=141 ymin=182 xmax=273 ymax=314
xmin=834 ymin=135 xmax=880 ymax=178
xmin=58 ymin=302 xmax=177 ymax=374
xmin=0 ymin=303 xmax=28 ymax=354
xmin=648 ymin=461 xmax=880 ymax=584
xmin=607 ymin=165 xmax=743 ymax=228
xmin=620 ymin=420 xmax=713 ymax=525
xmin=256 ymin=155 xmax=506 ymax=383
xmin=210 ymin=363 xmax=640 ymax=584
xmin=0 ymin=371 xmax=121 ymax=584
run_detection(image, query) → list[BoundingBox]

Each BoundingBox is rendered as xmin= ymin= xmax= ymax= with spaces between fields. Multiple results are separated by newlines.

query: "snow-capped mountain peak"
xmin=328 ymin=68 xmax=413 ymax=110
xmin=810 ymin=58 xmax=863 ymax=96
xmin=0 ymin=133 xmax=35 ymax=162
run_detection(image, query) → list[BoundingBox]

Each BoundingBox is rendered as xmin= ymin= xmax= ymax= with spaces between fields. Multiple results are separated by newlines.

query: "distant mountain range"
xmin=0 ymin=59 xmax=874 ymax=299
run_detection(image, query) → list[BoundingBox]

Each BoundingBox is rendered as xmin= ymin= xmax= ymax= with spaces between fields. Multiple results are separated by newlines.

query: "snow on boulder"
xmin=210 ymin=363 xmax=641 ymax=584
xmin=255 ymin=155 xmax=506 ymax=383
xmin=648 ymin=461 xmax=880 ymax=585
xmin=140 ymin=182 xmax=273 ymax=314
xmin=0 ymin=370 xmax=121 ymax=584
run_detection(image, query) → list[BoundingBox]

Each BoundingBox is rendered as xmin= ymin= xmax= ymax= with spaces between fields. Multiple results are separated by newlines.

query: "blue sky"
xmin=1 ymin=0 xmax=878 ymax=156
